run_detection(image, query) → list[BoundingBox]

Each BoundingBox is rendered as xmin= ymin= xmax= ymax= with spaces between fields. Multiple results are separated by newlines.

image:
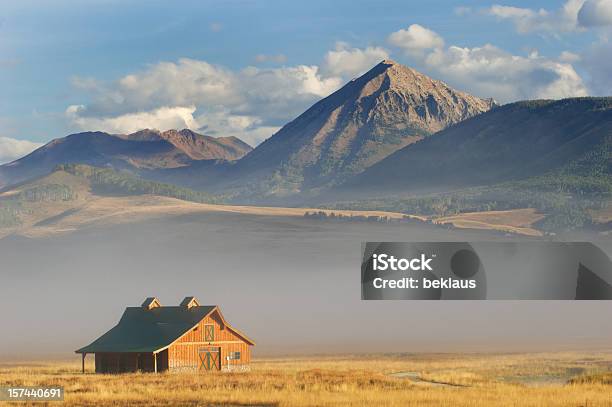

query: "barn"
xmin=75 ymin=297 xmax=254 ymax=373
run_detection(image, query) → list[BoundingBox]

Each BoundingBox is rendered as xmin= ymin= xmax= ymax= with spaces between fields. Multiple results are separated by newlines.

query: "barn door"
xmin=198 ymin=347 xmax=220 ymax=371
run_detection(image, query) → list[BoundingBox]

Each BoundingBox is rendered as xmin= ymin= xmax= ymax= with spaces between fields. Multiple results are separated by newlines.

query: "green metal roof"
xmin=76 ymin=305 xmax=216 ymax=354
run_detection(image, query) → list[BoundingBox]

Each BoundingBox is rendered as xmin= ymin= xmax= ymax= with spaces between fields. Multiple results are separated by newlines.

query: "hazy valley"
xmin=0 ymin=60 xmax=610 ymax=237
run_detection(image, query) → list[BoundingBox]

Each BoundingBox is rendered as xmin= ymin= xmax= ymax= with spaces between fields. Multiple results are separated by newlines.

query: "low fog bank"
xmin=0 ymin=212 xmax=611 ymax=359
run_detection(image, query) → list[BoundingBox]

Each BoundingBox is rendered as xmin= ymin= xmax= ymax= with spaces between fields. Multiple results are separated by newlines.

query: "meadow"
xmin=2 ymin=352 xmax=612 ymax=406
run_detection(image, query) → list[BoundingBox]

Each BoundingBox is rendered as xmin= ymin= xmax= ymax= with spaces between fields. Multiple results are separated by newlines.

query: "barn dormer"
xmin=180 ymin=296 xmax=200 ymax=309
xmin=142 ymin=297 xmax=162 ymax=310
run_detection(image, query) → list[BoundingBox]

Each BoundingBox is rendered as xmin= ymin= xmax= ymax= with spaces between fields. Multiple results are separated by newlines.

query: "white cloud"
xmin=66 ymin=58 xmax=343 ymax=146
xmin=104 ymin=60 xmax=239 ymax=115
xmin=488 ymin=5 xmax=537 ymax=21
xmin=65 ymin=105 xmax=200 ymax=135
xmin=387 ymin=24 xmax=444 ymax=56
xmin=0 ymin=136 xmax=43 ymax=164
xmin=482 ymin=1 xmax=611 ymax=96
xmin=425 ymin=45 xmax=587 ymax=101
xmin=485 ymin=0 xmax=612 ymax=34
xmin=486 ymin=1 xmax=585 ymax=34
xmin=323 ymin=42 xmax=389 ymax=78
xmin=393 ymin=25 xmax=589 ymax=102
xmin=578 ymin=0 xmax=612 ymax=26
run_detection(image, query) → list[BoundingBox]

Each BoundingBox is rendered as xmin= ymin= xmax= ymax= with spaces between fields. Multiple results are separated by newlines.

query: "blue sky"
xmin=1 ymin=0 xmax=611 ymax=161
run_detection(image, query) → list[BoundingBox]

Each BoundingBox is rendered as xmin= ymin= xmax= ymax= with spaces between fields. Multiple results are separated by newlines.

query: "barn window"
xmin=204 ymin=324 xmax=214 ymax=341
xmin=230 ymin=351 xmax=241 ymax=360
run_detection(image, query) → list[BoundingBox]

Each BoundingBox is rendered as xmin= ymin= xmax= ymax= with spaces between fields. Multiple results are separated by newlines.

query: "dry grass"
xmin=434 ymin=208 xmax=546 ymax=236
xmin=2 ymin=352 xmax=612 ymax=406
xmin=569 ymin=372 xmax=612 ymax=385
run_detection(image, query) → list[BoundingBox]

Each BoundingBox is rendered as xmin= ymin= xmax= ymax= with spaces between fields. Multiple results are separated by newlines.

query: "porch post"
xmin=82 ymin=353 xmax=86 ymax=374
xmin=154 ymin=352 xmax=158 ymax=373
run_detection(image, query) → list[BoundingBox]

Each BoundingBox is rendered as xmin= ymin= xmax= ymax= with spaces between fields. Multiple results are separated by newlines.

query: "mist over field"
xmin=1 ymin=212 xmax=610 ymax=360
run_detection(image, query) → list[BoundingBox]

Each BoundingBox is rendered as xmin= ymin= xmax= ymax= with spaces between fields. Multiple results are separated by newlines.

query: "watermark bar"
xmin=362 ymin=242 xmax=612 ymax=300
xmin=0 ymin=386 xmax=64 ymax=402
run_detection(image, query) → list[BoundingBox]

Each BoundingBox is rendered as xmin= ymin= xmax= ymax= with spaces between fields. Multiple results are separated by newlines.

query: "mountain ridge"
xmin=340 ymin=97 xmax=612 ymax=197
xmin=0 ymin=128 xmax=252 ymax=188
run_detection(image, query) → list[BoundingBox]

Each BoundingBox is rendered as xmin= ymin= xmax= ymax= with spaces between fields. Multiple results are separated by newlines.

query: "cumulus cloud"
xmin=423 ymin=44 xmax=587 ymax=102
xmin=485 ymin=0 xmax=612 ymax=34
xmin=578 ymin=0 xmax=612 ymax=26
xmin=323 ymin=42 xmax=389 ymax=78
xmin=387 ymin=24 xmax=444 ymax=56
xmin=65 ymin=105 xmax=200 ymax=135
xmin=0 ymin=136 xmax=43 ymax=164
xmin=390 ymin=24 xmax=588 ymax=102
xmin=66 ymin=58 xmax=343 ymax=146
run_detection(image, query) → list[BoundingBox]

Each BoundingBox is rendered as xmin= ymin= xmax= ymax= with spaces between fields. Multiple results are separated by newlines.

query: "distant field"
xmin=0 ymin=194 xmax=427 ymax=238
xmin=434 ymin=208 xmax=546 ymax=237
xmin=2 ymin=189 xmax=546 ymax=238
xmin=2 ymin=352 xmax=611 ymax=406
xmin=0 ymin=167 xmax=434 ymax=238
xmin=0 ymin=167 xmax=586 ymax=237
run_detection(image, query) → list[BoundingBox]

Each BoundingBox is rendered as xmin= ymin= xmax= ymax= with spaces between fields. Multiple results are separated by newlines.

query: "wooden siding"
xmin=168 ymin=310 xmax=251 ymax=371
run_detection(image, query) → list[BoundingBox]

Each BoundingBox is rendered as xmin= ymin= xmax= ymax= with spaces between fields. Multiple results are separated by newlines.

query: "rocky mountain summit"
xmin=230 ymin=59 xmax=495 ymax=197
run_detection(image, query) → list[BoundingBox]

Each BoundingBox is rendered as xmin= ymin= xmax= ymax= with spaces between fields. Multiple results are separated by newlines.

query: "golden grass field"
xmin=2 ymin=352 xmax=612 ymax=406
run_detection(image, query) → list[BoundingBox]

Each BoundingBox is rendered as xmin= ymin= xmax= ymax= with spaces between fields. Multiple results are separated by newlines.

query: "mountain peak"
xmin=380 ymin=58 xmax=398 ymax=66
xmin=233 ymin=60 xmax=496 ymax=197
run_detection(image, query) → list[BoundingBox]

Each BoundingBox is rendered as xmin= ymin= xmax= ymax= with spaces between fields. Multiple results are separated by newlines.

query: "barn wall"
xmin=167 ymin=310 xmax=252 ymax=371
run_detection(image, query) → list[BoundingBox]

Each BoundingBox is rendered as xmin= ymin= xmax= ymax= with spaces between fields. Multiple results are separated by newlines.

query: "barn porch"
xmin=80 ymin=350 xmax=169 ymax=374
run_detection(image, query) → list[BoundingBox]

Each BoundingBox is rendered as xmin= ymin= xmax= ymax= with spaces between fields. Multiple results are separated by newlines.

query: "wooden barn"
xmin=76 ymin=297 xmax=254 ymax=373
